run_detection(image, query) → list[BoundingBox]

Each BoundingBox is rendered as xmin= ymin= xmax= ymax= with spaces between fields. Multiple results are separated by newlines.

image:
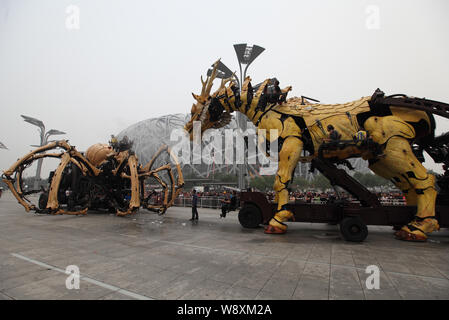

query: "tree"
xmin=249 ymin=176 xmax=275 ymax=191
xmin=353 ymin=171 xmax=392 ymax=188
xmin=310 ymin=174 xmax=332 ymax=190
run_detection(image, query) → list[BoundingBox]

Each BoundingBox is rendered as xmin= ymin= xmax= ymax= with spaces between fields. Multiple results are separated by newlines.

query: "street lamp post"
xmin=234 ymin=44 xmax=265 ymax=191
xmin=208 ymin=44 xmax=265 ymax=191
xmin=21 ymin=115 xmax=66 ymax=190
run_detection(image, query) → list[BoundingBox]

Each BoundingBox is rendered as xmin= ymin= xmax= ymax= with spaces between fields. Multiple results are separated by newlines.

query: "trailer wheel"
xmin=340 ymin=216 xmax=368 ymax=242
xmin=38 ymin=193 xmax=48 ymax=210
xmin=238 ymin=204 xmax=262 ymax=228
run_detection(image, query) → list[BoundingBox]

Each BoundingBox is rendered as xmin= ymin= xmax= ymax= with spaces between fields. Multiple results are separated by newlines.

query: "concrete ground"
xmin=0 ymin=191 xmax=449 ymax=300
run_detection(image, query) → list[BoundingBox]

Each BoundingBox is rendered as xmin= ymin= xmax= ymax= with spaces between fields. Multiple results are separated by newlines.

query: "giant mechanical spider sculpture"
xmin=2 ymin=138 xmax=184 ymax=216
xmin=185 ymin=60 xmax=449 ymax=242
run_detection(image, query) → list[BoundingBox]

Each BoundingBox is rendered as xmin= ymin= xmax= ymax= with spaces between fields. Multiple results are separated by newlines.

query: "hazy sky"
xmin=1 ymin=0 xmax=448 ymax=176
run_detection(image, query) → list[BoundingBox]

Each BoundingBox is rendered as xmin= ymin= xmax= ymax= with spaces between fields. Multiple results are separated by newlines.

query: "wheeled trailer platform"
xmin=238 ymin=191 xmax=449 ymax=242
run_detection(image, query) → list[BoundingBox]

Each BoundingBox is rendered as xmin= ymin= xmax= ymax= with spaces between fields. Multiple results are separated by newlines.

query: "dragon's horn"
xmin=200 ymin=59 xmax=220 ymax=98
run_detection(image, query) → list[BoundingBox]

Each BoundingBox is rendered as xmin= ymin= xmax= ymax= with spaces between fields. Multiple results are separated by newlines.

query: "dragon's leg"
xmin=265 ymin=137 xmax=303 ymax=234
xmin=369 ymin=136 xmax=438 ymax=241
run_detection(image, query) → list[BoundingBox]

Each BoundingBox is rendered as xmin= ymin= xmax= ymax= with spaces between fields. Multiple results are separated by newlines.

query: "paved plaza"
xmin=0 ymin=191 xmax=449 ymax=300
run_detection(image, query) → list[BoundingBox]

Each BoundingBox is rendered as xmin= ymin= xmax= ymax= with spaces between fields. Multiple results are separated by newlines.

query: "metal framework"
xmin=184 ymin=59 xmax=449 ymax=241
xmin=2 ymin=140 xmax=184 ymax=215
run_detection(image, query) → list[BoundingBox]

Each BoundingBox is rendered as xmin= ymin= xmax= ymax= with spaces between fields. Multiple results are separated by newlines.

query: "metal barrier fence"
xmin=174 ymin=196 xmax=223 ymax=209
xmin=299 ymin=198 xmax=406 ymax=206
xmin=380 ymin=199 xmax=407 ymax=206
xmin=173 ymin=196 xmax=407 ymax=209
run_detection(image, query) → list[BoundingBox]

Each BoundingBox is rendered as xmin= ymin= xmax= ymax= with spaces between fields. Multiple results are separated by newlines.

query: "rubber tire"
xmin=339 ymin=216 xmax=368 ymax=242
xmin=238 ymin=204 xmax=263 ymax=229
xmin=38 ymin=193 xmax=48 ymax=210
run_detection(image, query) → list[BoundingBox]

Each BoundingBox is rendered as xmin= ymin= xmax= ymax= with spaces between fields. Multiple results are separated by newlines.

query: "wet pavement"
xmin=1 ymin=191 xmax=449 ymax=300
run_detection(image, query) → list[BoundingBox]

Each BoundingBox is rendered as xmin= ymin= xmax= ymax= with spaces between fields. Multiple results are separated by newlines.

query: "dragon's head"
xmin=184 ymin=60 xmax=234 ymax=140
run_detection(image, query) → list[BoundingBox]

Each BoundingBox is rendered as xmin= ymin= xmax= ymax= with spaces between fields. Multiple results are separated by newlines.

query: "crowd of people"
xmin=145 ymin=188 xmax=408 ymax=223
xmin=150 ymin=188 xmax=408 ymax=208
xmin=265 ymin=190 xmax=406 ymax=205
xmin=183 ymin=189 xmax=408 ymax=222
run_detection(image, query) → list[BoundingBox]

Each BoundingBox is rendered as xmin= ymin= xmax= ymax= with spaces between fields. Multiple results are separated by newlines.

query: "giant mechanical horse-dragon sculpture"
xmin=185 ymin=60 xmax=449 ymax=242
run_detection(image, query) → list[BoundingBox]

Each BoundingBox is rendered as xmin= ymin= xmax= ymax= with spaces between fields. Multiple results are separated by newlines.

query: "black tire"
xmin=38 ymin=192 xmax=48 ymax=210
xmin=238 ymin=204 xmax=262 ymax=228
xmin=339 ymin=216 xmax=368 ymax=242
